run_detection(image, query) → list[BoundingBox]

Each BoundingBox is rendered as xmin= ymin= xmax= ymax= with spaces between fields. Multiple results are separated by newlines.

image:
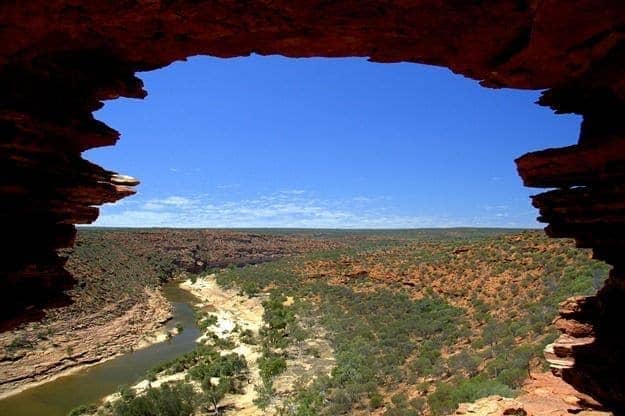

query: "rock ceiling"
xmin=1 ymin=0 xmax=624 ymax=411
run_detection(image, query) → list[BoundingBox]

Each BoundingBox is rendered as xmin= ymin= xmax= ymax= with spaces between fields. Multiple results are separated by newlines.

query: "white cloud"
xmin=94 ymin=190 xmax=537 ymax=229
xmin=169 ymin=167 xmax=200 ymax=174
xmin=95 ymin=210 xmax=177 ymax=227
xmin=160 ymin=196 xmax=195 ymax=207
xmin=482 ymin=204 xmax=509 ymax=211
xmin=141 ymin=196 xmax=196 ymax=211
xmin=216 ymin=184 xmax=241 ymax=190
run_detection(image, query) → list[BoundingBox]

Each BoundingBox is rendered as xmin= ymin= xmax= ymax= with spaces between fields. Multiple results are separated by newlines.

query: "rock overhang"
xmin=1 ymin=0 xmax=625 ymax=411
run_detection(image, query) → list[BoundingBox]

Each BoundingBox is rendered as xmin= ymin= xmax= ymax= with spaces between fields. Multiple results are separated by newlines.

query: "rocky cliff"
xmin=1 ymin=0 xmax=625 ymax=411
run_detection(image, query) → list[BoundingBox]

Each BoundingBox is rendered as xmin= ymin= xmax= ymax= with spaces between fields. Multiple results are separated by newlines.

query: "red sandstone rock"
xmin=554 ymin=317 xmax=595 ymax=338
xmin=1 ymin=1 xmax=625 ymax=411
xmin=454 ymin=373 xmax=608 ymax=416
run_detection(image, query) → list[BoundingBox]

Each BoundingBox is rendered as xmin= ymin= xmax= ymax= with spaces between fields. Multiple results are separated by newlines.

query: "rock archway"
xmin=1 ymin=0 xmax=625 ymax=411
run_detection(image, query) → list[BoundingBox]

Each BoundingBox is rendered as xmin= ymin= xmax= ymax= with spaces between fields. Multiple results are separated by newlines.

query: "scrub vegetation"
xmin=73 ymin=342 xmax=250 ymax=416
xmin=214 ymin=230 xmax=608 ymax=415
xmin=64 ymin=229 xmax=608 ymax=415
xmin=0 ymin=228 xmax=339 ymax=391
xmin=62 ymin=228 xmax=341 ymax=323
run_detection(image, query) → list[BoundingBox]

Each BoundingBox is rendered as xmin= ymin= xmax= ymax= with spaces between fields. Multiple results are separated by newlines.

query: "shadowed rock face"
xmin=1 ymin=0 xmax=625 ymax=410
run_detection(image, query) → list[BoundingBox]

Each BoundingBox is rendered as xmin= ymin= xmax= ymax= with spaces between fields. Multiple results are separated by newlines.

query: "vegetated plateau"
xmin=0 ymin=228 xmax=609 ymax=416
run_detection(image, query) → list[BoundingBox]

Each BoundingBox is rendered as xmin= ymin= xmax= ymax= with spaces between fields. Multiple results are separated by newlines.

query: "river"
xmin=0 ymin=280 xmax=200 ymax=416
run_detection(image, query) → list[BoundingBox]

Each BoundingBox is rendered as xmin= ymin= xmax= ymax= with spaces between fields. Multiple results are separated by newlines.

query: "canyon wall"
xmin=517 ymin=96 xmax=625 ymax=410
xmin=1 ymin=0 xmax=624 ymax=410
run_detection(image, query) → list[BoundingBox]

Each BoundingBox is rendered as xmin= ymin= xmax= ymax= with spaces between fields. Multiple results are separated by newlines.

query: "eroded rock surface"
xmin=0 ymin=288 xmax=171 ymax=399
xmin=454 ymin=372 xmax=609 ymax=416
xmin=2 ymin=0 xmax=625 ymax=411
xmin=0 ymin=228 xmax=340 ymax=398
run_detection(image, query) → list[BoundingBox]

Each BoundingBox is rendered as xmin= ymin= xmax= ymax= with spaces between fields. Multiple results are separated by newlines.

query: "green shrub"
xmin=253 ymin=382 xmax=275 ymax=409
xmin=188 ymin=353 xmax=248 ymax=382
xmin=209 ymin=335 xmax=237 ymax=350
xmin=201 ymin=377 xmax=232 ymax=415
xmin=112 ymin=382 xmax=198 ymax=416
xmin=67 ymin=404 xmax=97 ymax=416
xmin=369 ymin=392 xmax=384 ymax=409
xmin=6 ymin=335 xmax=33 ymax=352
xmin=428 ymin=376 xmax=515 ymax=415
xmin=385 ymin=392 xmax=420 ymax=416
xmin=150 ymin=344 xmax=218 ymax=375
xmin=240 ymin=329 xmax=257 ymax=345
xmin=197 ymin=313 xmax=218 ymax=332
xmin=258 ymin=353 xmax=287 ymax=383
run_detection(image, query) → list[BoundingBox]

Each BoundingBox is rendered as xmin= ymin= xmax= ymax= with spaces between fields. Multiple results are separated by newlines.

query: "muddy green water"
xmin=0 ymin=281 xmax=201 ymax=416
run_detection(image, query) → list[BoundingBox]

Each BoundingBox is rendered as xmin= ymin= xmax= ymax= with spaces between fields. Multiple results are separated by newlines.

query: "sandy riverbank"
xmin=102 ymin=274 xmax=267 ymax=415
xmin=181 ymin=275 xmax=266 ymax=415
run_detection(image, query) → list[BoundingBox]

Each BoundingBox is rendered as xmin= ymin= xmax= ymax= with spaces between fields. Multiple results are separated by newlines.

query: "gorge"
xmin=1 ymin=1 xmax=625 ymax=412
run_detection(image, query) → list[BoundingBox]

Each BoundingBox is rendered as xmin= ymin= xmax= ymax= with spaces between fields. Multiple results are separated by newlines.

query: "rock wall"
xmin=516 ymin=91 xmax=625 ymax=411
xmin=1 ymin=0 xmax=625 ymax=410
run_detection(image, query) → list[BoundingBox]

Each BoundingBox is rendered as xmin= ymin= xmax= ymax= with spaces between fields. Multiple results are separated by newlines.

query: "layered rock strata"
xmin=516 ymin=95 xmax=625 ymax=411
xmin=1 ymin=0 xmax=625 ymax=410
xmin=0 ymin=288 xmax=171 ymax=399
xmin=454 ymin=372 xmax=607 ymax=416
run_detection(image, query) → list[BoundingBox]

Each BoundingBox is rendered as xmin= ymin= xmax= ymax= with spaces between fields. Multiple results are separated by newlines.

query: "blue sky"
xmin=87 ymin=55 xmax=580 ymax=229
